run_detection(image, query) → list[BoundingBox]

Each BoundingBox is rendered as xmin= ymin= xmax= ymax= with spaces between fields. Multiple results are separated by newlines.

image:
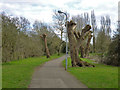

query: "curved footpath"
xmin=29 ymin=55 xmax=88 ymax=88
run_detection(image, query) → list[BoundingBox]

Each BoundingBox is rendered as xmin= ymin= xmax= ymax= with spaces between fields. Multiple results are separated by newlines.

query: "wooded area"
xmin=1 ymin=1 xmax=119 ymax=89
xmin=1 ymin=9 xmax=120 ymax=66
xmin=2 ymin=12 xmax=65 ymax=62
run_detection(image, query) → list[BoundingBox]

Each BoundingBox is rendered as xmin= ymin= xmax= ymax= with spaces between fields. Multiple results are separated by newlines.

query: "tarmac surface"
xmin=29 ymin=55 xmax=88 ymax=88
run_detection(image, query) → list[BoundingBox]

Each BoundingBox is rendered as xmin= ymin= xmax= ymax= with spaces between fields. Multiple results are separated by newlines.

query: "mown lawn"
xmin=62 ymin=57 xmax=119 ymax=88
xmin=2 ymin=54 xmax=64 ymax=88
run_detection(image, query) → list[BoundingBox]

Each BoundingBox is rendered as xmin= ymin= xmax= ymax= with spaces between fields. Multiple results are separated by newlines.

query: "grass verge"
xmin=62 ymin=57 xmax=118 ymax=88
xmin=2 ymin=54 xmax=64 ymax=88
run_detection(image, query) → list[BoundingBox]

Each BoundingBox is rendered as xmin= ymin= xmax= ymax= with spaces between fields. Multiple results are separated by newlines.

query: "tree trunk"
xmin=67 ymin=26 xmax=77 ymax=66
xmin=80 ymin=46 xmax=84 ymax=58
xmin=58 ymin=31 xmax=63 ymax=56
xmin=85 ymin=34 xmax=92 ymax=57
xmin=42 ymin=34 xmax=50 ymax=58
xmin=93 ymin=28 xmax=96 ymax=53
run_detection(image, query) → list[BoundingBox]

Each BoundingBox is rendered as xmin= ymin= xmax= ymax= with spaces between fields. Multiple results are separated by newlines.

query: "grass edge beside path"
xmin=62 ymin=57 xmax=118 ymax=89
xmin=2 ymin=54 xmax=64 ymax=88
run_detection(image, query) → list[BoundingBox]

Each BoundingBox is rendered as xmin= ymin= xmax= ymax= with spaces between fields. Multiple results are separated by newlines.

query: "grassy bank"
xmin=62 ymin=57 xmax=118 ymax=88
xmin=2 ymin=54 xmax=64 ymax=88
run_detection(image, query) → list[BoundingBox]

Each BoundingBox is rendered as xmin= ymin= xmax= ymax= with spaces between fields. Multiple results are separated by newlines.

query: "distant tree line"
xmin=2 ymin=12 xmax=65 ymax=62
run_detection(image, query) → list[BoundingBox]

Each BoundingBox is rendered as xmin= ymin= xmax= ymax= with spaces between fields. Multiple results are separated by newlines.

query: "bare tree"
xmin=91 ymin=10 xmax=97 ymax=53
xmin=72 ymin=14 xmax=84 ymax=31
xmin=105 ymin=15 xmax=111 ymax=35
xmin=52 ymin=10 xmax=65 ymax=40
xmin=52 ymin=10 xmax=69 ymax=55
xmin=100 ymin=16 xmax=106 ymax=32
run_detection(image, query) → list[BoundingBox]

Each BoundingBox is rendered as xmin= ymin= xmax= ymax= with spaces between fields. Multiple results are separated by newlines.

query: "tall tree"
xmin=91 ymin=10 xmax=97 ymax=53
xmin=2 ymin=13 xmax=18 ymax=62
xmin=96 ymin=16 xmax=111 ymax=54
xmin=72 ymin=14 xmax=84 ymax=31
xmin=52 ymin=10 xmax=68 ymax=55
xmin=105 ymin=15 xmax=111 ymax=35
xmin=2 ymin=13 xmax=45 ymax=62
xmin=52 ymin=10 xmax=65 ymax=41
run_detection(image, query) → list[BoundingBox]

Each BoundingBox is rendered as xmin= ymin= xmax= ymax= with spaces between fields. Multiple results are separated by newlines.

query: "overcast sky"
xmin=0 ymin=0 xmax=119 ymax=30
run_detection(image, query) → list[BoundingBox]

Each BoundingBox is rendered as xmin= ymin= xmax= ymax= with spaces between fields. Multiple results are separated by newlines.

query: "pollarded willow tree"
xmin=67 ymin=20 xmax=95 ymax=67
xmin=33 ymin=20 xmax=63 ymax=57
xmin=33 ymin=21 xmax=51 ymax=58
xmin=40 ymin=34 xmax=50 ymax=58
xmin=72 ymin=13 xmax=92 ymax=58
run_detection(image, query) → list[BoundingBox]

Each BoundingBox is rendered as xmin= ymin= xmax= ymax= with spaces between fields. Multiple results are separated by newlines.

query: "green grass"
xmin=89 ymin=53 xmax=103 ymax=56
xmin=62 ymin=57 xmax=118 ymax=88
xmin=2 ymin=54 xmax=64 ymax=88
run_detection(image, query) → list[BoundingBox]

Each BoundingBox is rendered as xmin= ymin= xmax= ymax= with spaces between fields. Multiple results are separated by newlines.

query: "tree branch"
xmin=81 ymin=25 xmax=91 ymax=35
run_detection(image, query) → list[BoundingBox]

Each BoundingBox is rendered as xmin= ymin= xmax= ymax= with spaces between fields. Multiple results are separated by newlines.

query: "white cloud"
xmin=0 ymin=0 xmax=119 ymax=31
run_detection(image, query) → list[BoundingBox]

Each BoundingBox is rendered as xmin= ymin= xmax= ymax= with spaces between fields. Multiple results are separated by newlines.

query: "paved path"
xmin=29 ymin=55 xmax=88 ymax=88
